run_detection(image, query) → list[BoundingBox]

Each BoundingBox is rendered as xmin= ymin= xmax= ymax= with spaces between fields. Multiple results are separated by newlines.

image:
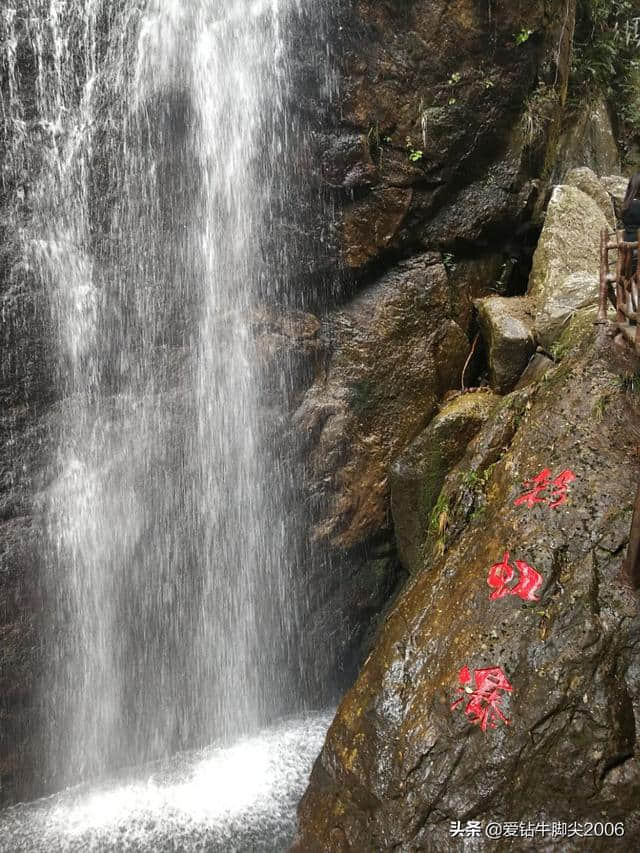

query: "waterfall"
xmin=0 ymin=0 xmax=335 ymax=796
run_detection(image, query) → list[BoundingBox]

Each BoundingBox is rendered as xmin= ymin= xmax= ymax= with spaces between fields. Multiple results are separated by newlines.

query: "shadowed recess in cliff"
xmin=0 ymin=0 xmax=341 ymax=798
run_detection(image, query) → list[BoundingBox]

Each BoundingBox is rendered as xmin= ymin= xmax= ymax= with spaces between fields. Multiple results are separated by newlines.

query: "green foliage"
xmin=462 ymin=463 xmax=496 ymax=492
xmin=550 ymin=334 xmax=573 ymax=363
xmin=442 ymin=252 xmax=456 ymax=273
xmin=520 ymin=81 xmax=559 ymax=148
xmin=570 ymin=1 xmax=640 ymax=142
xmin=470 ymin=504 xmax=487 ymax=522
xmin=515 ymin=28 xmax=534 ymax=46
xmin=456 ymin=463 xmax=497 ymax=529
xmin=593 ymin=394 xmax=609 ymax=421
xmin=405 ymin=136 xmax=423 ymax=162
xmin=617 ymin=58 xmax=640 ymax=134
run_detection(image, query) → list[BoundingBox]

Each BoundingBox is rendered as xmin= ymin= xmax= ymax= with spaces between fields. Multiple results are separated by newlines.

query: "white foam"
xmin=0 ymin=712 xmax=330 ymax=852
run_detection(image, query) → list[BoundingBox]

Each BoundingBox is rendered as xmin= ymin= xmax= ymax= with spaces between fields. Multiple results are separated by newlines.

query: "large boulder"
xmin=534 ymin=272 xmax=600 ymax=349
xmin=474 ymin=296 xmax=536 ymax=393
xmin=553 ymin=96 xmax=621 ymax=181
xmin=528 ymin=184 xmax=608 ymax=349
xmin=293 ymin=313 xmax=640 ymax=852
xmin=601 ymin=175 xmax=629 ymax=209
xmin=295 ymin=253 xmax=470 ymax=549
xmin=565 ymin=166 xmax=615 ymax=227
xmin=390 ymin=390 xmax=499 ymax=574
xmin=601 ymin=175 xmax=631 ymax=224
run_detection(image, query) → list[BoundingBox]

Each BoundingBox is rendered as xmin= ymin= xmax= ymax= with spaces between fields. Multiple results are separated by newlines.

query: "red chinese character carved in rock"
xmin=451 ymin=665 xmax=513 ymax=731
xmin=514 ymin=468 xmax=576 ymax=509
xmin=487 ymin=551 xmax=543 ymax=602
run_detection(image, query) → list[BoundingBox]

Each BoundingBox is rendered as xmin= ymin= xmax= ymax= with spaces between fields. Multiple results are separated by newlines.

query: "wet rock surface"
xmin=528 ymin=184 xmax=608 ymax=349
xmin=0 ymin=0 xmax=615 ymax=813
xmin=293 ymin=315 xmax=640 ymax=851
xmin=326 ymin=0 xmax=575 ymax=272
xmin=390 ymin=391 xmax=499 ymax=575
xmin=474 ymin=296 xmax=535 ymax=393
xmin=553 ymin=97 xmax=621 ymax=182
xmin=295 ymin=253 xmax=469 ymax=550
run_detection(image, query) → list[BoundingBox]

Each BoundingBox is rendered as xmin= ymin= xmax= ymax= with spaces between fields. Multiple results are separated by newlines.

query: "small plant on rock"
xmin=405 ymin=136 xmax=423 ymax=162
xmin=515 ymin=27 xmax=533 ymax=46
xmin=615 ymin=370 xmax=640 ymax=394
xmin=442 ymin=252 xmax=456 ymax=274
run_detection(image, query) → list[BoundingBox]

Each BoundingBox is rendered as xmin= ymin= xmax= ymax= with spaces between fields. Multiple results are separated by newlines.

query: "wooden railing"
xmin=598 ymin=228 xmax=640 ymax=588
xmin=624 ymin=486 xmax=640 ymax=589
xmin=597 ymin=227 xmax=640 ymax=352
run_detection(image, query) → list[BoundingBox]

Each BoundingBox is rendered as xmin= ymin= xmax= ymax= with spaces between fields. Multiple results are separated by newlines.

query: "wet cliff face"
xmin=293 ymin=317 xmax=640 ymax=851
xmin=289 ymin=3 xmax=640 ymax=845
xmin=322 ymin=0 xmax=575 ymax=272
xmin=0 ymin=0 xmax=585 ymax=807
xmin=294 ymin=0 xmax=578 ymax=614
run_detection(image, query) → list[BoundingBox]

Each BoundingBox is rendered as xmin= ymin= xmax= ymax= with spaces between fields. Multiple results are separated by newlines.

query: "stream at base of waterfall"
xmin=0 ymin=712 xmax=331 ymax=852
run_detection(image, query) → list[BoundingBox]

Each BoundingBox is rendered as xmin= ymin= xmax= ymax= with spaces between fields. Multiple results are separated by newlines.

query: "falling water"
xmin=0 ymin=0 xmax=336 ymax=820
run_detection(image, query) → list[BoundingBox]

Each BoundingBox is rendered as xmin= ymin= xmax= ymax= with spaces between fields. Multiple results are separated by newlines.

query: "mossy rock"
xmin=390 ymin=391 xmax=499 ymax=573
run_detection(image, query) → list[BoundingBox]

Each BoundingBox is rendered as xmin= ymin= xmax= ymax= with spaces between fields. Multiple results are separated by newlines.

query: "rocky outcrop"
xmin=474 ymin=296 xmax=536 ymax=393
xmin=0 ymin=0 xmax=592 ymax=809
xmin=565 ymin=167 xmax=616 ymax=228
xmin=293 ymin=313 xmax=640 ymax=852
xmin=528 ymin=184 xmax=608 ymax=349
xmin=326 ymin=0 xmax=576 ymax=273
xmin=601 ymin=175 xmax=629 ymax=214
xmin=295 ymin=254 xmax=469 ymax=550
xmin=390 ymin=391 xmax=499 ymax=575
xmin=553 ymin=97 xmax=621 ymax=182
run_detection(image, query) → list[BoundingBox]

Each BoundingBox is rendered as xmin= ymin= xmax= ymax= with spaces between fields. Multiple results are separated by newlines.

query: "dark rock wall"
xmin=292 ymin=0 xmax=580 ymax=658
xmin=291 ymin=1 xmax=640 ymax=848
xmin=323 ymin=0 xmax=575 ymax=271
xmin=293 ymin=315 xmax=640 ymax=852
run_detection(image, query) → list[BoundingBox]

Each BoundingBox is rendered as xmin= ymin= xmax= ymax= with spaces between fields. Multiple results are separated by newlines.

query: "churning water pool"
xmin=0 ymin=712 xmax=331 ymax=853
